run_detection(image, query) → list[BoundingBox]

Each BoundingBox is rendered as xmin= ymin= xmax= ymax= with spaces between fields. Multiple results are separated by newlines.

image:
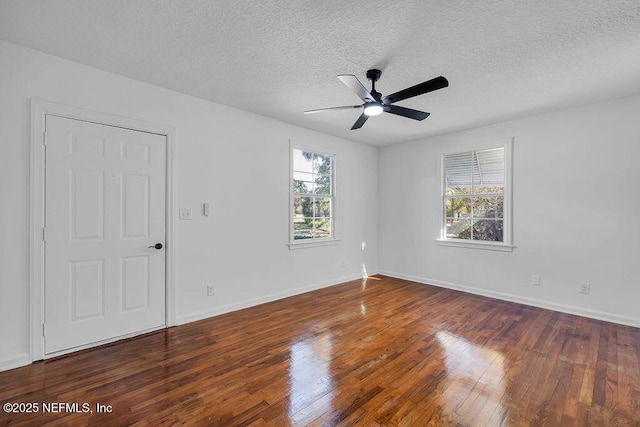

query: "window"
xmin=439 ymin=143 xmax=512 ymax=250
xmin=291 ymin=148 xmax=334 ymax=244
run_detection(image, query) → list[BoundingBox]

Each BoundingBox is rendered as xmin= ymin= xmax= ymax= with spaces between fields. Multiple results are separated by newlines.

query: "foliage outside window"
xmin=443 ymin=147 xmax=505 ymax=242
xmin=292 ymin=149 xmax=334 ymax=241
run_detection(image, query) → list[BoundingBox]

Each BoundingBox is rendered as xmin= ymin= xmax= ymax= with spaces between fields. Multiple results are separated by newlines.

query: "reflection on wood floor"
xmin=1 ymin=275 xmax=639 ymax=425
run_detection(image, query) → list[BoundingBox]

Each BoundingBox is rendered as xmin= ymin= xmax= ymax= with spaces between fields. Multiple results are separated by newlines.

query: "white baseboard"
xmin=0 ymin=353 xmax=31 ymax=372
xmin=176 ymin=272 xmax=374 ymax=326
xmin=379 ymin=270 xmax=640 ymax=329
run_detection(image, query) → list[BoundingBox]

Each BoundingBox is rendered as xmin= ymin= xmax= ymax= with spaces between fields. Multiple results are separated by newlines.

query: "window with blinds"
xmin=443 ymin=147 xmax=506 ymax=242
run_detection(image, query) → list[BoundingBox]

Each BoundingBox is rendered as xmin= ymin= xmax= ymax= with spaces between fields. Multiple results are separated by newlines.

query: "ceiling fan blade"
xmin=304 ymin=105 xmax=362 ymax=114
xmin=386 ymin=105 xmax=430 ymax=121
xmin=382 ymin=76 xmax=448 ymax=105
xmin=338 ymin=74 xmax=376 ymax=102
xmin=351 ymin=112 xmax=369 ymax=130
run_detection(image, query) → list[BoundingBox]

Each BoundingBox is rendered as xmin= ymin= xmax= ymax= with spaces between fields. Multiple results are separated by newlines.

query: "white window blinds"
xmin=444 ymin=147 xmax=505 ymax=189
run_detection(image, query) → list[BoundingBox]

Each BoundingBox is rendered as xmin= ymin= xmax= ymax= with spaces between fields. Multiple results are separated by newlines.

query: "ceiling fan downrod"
xmin=366 ymin=69 xmax=382 ymax=98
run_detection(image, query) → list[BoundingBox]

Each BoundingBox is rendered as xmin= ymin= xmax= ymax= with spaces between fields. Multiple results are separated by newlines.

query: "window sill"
xmin=435 ymin=239 xmax=514 ymax=252
xmin=288 ymin=238 xmax=341 ymax=250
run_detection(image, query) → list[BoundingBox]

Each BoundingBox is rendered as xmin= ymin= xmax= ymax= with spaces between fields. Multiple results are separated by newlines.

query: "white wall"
xmin=0 ymin=40 xmax=378 ymax=370
xmin=379 ymin=94 xmax=640 ymax=326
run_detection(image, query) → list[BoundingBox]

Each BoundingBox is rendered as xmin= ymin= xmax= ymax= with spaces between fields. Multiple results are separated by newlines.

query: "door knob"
xmin=148 ymin=243 xmax=163 ymax=250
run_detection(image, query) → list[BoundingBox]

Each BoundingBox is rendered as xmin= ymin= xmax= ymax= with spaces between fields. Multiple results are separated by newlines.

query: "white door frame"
xmin=29 ymin=99 xmax=176 ymax=361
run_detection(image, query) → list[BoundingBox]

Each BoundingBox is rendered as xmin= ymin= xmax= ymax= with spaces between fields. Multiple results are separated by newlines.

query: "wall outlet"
xmin=531 ymin=275 xmax=540 ymax=286
xmin=207 ymin=284 xmax=215 ymax=296
xmin=579 ymin=282 xmax=590 ymax=295
xmin=179 ymin=208 xmax=193 ymax=220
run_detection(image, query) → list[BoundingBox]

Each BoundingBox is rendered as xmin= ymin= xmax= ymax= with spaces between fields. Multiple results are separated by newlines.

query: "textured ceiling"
xmin=1 ymin=0 xmax=640 ymax=146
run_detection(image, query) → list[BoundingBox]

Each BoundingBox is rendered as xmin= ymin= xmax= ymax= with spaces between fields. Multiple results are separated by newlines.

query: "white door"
xmin=44 ymin=115 xmax=166 ymax=355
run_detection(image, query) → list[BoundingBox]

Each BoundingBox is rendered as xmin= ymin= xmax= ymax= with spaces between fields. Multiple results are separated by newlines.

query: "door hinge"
xmin=42 ymin=227 xmax=47 ymax=242
xmin=42 ymin=323 xmax=46 ymax=337
xmin=43 ymin=131 xmax=47 ymax=145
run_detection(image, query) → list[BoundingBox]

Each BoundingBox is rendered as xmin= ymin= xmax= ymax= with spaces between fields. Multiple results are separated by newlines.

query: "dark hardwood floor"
xmin=1 ymin=275 xmax=639 ymax=426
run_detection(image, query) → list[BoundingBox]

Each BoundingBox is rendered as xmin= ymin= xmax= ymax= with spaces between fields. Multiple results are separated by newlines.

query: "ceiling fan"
xmin=304 ymin=69 xmax=449 ymax=130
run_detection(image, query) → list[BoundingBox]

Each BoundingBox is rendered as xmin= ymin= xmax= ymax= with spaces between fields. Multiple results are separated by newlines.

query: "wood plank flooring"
xmin=1 ymin=275 xmax=639 ymax=426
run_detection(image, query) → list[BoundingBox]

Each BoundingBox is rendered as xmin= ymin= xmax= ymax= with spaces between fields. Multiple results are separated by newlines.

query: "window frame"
xmin=288 ymin=144 xmax=339 ymax=249
xmin=436 ymin=139 xmax=514 ymax=252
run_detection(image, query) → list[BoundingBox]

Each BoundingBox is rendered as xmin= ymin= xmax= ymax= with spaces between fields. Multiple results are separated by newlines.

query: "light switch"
xmin=203 ymin=202 xmax=210 ymax=217
xmin=179 ymin=208 xmax=193 ymax=220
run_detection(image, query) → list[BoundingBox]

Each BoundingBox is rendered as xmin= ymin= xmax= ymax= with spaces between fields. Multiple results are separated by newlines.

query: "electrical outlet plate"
xmin=579 ymin=282 xmax=590 ymax=295
xmin=207 ymin=285 xmax=215 ymax=296
xmin=179 ymin=208 xmax=193 ymax=220
xmin=531 ymin=275 xmax=540 ymax=286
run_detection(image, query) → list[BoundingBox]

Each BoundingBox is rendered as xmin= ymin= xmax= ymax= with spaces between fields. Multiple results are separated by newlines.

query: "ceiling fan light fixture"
xmin=363 ymin=103 xmax=383 ymax=116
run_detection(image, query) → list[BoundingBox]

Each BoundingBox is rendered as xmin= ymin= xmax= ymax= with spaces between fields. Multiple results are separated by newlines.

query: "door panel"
xmin=70 ymin=259 xmax=104 ymax=320
xmin=122 ymin=174 xmax=150 ymax=239
xmin=44 ymin=115 xmax=166 ymax=355
xmin=121 ymin=255 xmax=150 ymax=311
xmin=71 ymin=169 xmax=105 ymax=240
